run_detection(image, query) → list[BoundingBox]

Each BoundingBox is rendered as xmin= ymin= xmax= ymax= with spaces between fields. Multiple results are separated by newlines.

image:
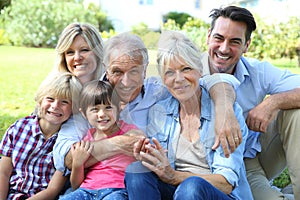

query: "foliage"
xmin=0 ymin=29 xmax=9 ymax=45
xmin=162 ymin=18 xmax=209 ymax=52
xmin=163 ymin=11 xmax=193 ymax=28
xmin=101 ymin=29 xmax=117 ymax=40
xmin=87 ymin=3 xmax=114 ymax=32
xmin=0 ymin=0 xmax=112 ymax=47
xmin=131 ymin=22 xmax=160 ymax=50
xmin=246 ymin=15 xmax=300 ymax=61
xmin=131 ymin=22 xmax=151 ymax=36
xmin=273 ymin=168 xmax=291 ymax=189
xmin=0 ymin=0 xmax=11 ymax=11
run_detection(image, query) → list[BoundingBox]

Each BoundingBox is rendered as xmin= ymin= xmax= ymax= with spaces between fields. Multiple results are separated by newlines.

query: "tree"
xmin=0 ymin=0 xmax=113 ymax=47
xmin=163 ymin=11 xmax=193 ymax=28
xmin=0 ymin=0 xmax=11 ymax=11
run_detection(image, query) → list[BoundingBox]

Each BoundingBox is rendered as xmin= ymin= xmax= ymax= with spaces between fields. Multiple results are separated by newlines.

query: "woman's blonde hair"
xmin=35 ymin=72 xmax=82 ymax=116
xmin=55 ymin=23 xmax=104 ymax=80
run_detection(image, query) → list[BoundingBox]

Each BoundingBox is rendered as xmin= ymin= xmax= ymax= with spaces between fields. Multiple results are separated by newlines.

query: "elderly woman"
xmin=125 ymin=31 xmax=253 ymax=200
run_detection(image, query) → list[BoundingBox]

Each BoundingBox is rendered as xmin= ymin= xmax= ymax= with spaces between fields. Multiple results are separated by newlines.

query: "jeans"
xmin=125 ymin=162 xmax=231 ymax=200
xmin=59 ymin=188 xmax=128 ymax=200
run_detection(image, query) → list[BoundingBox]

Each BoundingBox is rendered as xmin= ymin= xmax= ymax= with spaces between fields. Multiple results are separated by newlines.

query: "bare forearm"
xmin=0 ymin=175 xmax=9 ymax=200
xmin=268 ymin=88 xmax=300 ymax=110
xmin=87 ymin=137 xmax=121 ymax=166
xmin=209 ymin=82 xmax=236 ymax=106
xmin=64 ymin=150 xmax=73 ymax=170
xmin=171 ymin=171 xmax=232 ymax=194
xmin=0 ymin=178 xmax=9 ymax=200
xmin=70 ymin=166 xmax=85 ymax=190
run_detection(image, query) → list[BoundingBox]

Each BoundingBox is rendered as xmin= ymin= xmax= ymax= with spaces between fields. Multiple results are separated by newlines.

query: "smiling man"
xmin=202 ymin=5 xmax=300 ymax=200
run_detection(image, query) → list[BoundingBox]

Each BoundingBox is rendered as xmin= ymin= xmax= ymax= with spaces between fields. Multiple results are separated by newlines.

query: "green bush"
xmin=163 ymin=11 xmax=193 ymax=28
xmin=0 ymin=0 xmax=108 ymax=47
xmin=131 ymin=22 xmax=160 ymax=50
xmin=0 ymin=29 xmax=9 ymax=45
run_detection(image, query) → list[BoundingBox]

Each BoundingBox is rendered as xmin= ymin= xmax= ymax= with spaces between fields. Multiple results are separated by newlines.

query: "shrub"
xmin=163 ymin=11 xmax=193 ymax=28
xmin=0 ymin=29 xmax=9 ymax=45
xmin=0 ymin=0 xmax=101 ymax=47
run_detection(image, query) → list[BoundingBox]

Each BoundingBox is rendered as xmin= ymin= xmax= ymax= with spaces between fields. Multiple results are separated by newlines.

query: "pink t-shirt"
xmin=80 ymin=120 xmax=137 ymax=190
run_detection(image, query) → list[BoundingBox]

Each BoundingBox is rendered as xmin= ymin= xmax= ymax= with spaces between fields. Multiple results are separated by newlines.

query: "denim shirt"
xmin=147 ymin=88 xmax=253 ymax=200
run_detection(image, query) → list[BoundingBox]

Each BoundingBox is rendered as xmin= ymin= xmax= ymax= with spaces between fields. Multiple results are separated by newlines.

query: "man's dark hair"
xmin=209 ymin=6 xmax=257 ymax=42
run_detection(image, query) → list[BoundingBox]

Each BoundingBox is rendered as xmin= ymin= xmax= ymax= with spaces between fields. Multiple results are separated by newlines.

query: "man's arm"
xmin=64 ymin=129 xmax=146 ymax=169
xmin=247 ymin=87 xmax=300 ymax=132
xmin=53 ymin=114 xmax=88 ymax=172
xmin=201 ymin=74 xmax=242 ymax=158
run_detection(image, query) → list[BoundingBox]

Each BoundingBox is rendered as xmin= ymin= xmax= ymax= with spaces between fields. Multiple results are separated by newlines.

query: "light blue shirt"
xmin=235 ymin=57 xmax=300 ymax=158
xmin=147 ymin=88 xmax=253 ymax=200
xmin=53 ymin=75 xmax=239 ymax=174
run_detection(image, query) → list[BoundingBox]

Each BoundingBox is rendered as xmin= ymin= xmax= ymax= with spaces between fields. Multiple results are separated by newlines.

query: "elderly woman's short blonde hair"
xmin=156 ymin=30 xmax=203 ymax=77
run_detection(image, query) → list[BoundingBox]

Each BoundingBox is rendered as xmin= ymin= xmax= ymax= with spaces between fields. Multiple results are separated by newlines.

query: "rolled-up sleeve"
xmin=200 ymin=73 xmax=240 ymax=91
xmin=53 ymin=114 xmax=89 ymax=174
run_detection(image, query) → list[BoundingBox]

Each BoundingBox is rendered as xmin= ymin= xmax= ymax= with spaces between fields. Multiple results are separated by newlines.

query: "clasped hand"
xmin=133 ymin=137 xmax=176 ymax=184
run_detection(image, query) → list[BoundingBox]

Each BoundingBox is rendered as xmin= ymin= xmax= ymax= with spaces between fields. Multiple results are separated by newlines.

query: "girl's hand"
xmin=71 ymin=140 xmax=93 ymax=168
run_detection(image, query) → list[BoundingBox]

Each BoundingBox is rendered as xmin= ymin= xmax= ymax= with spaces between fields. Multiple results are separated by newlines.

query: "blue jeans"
xmin=125 ymin=162 xmax=232 ymax=200
xmin=174 ymin=176 xmax=233 ymax=200
xmin=59 ymin=188 xmax=128 ymax=200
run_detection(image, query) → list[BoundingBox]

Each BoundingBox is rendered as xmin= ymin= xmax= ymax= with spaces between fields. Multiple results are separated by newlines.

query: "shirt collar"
xmin=163 ymin=88 xmax=212 ymax=122
xmin=234 ymin=57 xmax=250 ymax=83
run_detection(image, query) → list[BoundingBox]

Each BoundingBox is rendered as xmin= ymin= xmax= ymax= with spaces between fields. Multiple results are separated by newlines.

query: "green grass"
xmin=0 ymin=46 xmax=55 ymax=135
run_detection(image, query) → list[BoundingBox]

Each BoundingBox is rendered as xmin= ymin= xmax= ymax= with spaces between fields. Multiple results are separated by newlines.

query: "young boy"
xmin=0 ymin=72 xmax=82 ymax=200
xmin=59 ymin=80 xmax=139 ymax=200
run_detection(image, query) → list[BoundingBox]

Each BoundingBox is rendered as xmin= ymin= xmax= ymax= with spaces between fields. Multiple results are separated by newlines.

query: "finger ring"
xmin=234 ymin=137 xmax=239 ymax=141
xmin=156 ymin=162 xmax=162 ymax=168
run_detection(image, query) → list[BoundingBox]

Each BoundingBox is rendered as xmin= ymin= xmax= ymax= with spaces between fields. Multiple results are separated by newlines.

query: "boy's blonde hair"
xmin=35 ymin=72 xmax=82 ymax=116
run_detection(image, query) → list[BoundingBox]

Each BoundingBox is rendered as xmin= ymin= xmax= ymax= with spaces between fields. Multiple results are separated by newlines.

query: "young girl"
xmin=0 ymin=72 xmax=82 ymax=200
xmin=59 ymin=80 xmax=138 ymax=200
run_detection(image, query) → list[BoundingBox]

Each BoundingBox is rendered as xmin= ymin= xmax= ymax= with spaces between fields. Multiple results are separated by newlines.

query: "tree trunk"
xmin=297 ymin=49 xmax=300 ymax=68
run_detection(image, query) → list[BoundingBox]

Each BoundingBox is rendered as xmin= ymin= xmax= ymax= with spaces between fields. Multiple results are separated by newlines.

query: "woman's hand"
xmin=139 ymin=138 xmax=177 ymax=185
